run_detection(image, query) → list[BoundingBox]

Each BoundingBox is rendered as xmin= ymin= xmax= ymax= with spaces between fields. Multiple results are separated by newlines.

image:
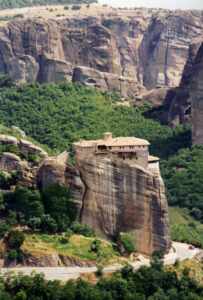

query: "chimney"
xmin=104 ymin=132 xmax=112 ymax=141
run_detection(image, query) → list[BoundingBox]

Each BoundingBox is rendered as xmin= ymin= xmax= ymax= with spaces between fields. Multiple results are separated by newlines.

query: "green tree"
xmin=43 ymin=183 xmax=77 ymax=231
xmin=7 ymin=230 xmax=25 ymax=249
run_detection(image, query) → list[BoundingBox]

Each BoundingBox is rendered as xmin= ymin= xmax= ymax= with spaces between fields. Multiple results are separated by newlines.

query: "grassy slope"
xmin=22 ymin=232 xmax=120 ymax=264
xmin=169 ymin=207 xmax=203 ymax=247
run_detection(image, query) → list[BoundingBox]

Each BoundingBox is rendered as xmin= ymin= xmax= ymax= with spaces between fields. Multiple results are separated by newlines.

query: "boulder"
xmin=0 ymin=135 xmax=18 ymax=145
xmin=11 ymin=126 xmax=26 ymax=138
xmin=19 ymin=140 xmax=48 ymax=158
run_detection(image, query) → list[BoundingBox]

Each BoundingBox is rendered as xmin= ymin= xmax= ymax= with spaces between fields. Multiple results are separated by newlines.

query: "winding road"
xmin=1 ymin=242 xmax=201 ymax=281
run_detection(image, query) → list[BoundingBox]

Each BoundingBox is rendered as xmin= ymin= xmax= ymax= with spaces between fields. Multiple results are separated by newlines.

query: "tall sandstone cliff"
xmin=168 ymin=36 xmax=203 ymax=127
xmin=0 ymin=9 xmax=202 ymax=101
xmin=191 ymin=42 xmax=203 ymax=145
xmin=75 ymin=154 xmax=171 ymax=255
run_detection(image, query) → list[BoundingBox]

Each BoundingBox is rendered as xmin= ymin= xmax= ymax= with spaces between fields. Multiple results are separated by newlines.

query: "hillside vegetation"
xmin=0 ymin=77 xmax=202 ymax=246
xmin=0 ymin=0 xmax=96 ymax=10
xmin=0 ymin=78 xmax=191 ymax=158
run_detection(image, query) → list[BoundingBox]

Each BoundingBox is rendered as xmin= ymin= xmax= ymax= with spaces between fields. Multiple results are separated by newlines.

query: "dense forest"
xmin=0 ymin=259 xmax=202 ymax=299
xmin=0 ymin=0 xmax=97 ymax=10
xmin=0 ymin=76 xmax=202 ymax=244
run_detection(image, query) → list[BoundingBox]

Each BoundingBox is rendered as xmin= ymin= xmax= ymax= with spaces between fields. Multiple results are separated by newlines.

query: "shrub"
xmin=95 ymin=265 xmax=103 ymax=277
xmin=0 ymin=222 xmax=10 ymax=237
xmin=27 ymin=217 xmax=41 ymax=230
xmin=60 ymin=237 xmax=69 ymax=244
xmin=6 ymin=210 xmax=17 ymax=226
xmin=120 ymin=233 xmax=136 ymax=253
xmin=13 ymin=14 xmax=24 ymax=18
xmin=152 ymin=251 xmax=164 ymax=259
xmin=43 ymin=183 xmax=77 ymax=232
xmin=65 ymin=228 xmax=73 ymax=238
xmin=8 ymin=249 xmax=17 ymax=260
xmin=70 ymin=222 xmax=95 ymax=237
xmin=71 ymin=5 xmax=81 ymax=10
xmin=90 ymin=238 xmax=102 ymax=254
xmin=7 ymin=230 xmax=25 ymax=249
xmin=41 ymin=214 xmax=58 ymax=233
xmin=174 ymin=258 xmax=180 ymax=268
xmin=17 ymin=250 xmax=24 ymax=262
xmin=121 ymin=264 xmax=134 ymax=279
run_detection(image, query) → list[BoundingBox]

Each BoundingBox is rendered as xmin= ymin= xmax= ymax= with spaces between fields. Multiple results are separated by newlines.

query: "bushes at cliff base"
xmin=120 ymin=233 xmax=136 ymax=253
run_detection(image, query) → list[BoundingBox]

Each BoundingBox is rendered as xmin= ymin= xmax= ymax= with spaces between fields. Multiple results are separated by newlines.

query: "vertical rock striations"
xmin=168 ymin=37 xmax=202 ymax=127
xmin=190 ymin=42 xmax=203 ymax=145
xmin=0 ymin=10 xmax=202 ymax=99
xmin=75 ymin=155 xmax=171 ymax=255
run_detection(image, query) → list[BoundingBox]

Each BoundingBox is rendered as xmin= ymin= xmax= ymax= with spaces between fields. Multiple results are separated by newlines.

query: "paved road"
xmin=1 ymin=242 xmax=200 ymax=281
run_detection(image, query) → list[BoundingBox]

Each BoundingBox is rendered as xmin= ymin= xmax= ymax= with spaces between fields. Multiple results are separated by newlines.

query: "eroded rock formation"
xmin=168 ymin=37 xmax=203 ymax=127
xmin=0 ymin=10 xmax=202 ymax=100
xmin=190 ymin=42 xmax=203 ymax=145
xmin=75 ymin=154 xmax=171 ymax=256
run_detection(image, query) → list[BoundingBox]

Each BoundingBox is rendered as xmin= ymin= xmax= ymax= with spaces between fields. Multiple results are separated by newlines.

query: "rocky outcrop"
xmin=0 ymin=152 xmax=27 ymax=172
xmin=168 ymin=37 xmax=203 ymax=127
xmin=190 ymin=42 xmax=203 ymax=145
xmin=0 ymin=11 xmax=202 ymax=99
xmin=36 ymin=159 xmax=84 ymax=218
xmin=3 ymin=253 xmax=96 ymax=267
xmin=8 ymin=55 xmax=39 ymax=85
xmin=0 ymin=135 xmax=18 ymax=145
xmin=75 ymin=155 xmax=171 ymax=256
xmin=138 ymin=11 xmax=203 ymax=90
xmin=11 ymin=126 xmax=26 ymax=138
xmin=19 ymin=140 xmax=48 ymax=158
xmin=39 ymin=56 xmax=73 ymax=83
xmin=73 ymin=66 xmax=145 ymax=98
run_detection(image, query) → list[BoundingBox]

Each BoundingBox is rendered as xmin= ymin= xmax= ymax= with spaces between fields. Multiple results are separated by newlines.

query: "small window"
xmin=109 ymin=146 xmax=111 ymax=149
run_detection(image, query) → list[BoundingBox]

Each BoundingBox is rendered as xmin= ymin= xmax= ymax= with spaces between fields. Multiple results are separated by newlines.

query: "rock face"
xmin=75 ymin=155 xmax=171 ymax=256
xmin=8 ymin=55 xmax=39 ymax=85
xmin=36 ymin=159 xmax=84 ymax=218
xmin=138 ymin=13 xmax=202 ymax=90
xmin=0 ymin=10 xmax=202 ymax=99
xmin=73 ymin=66 xmax=145 ymax=98
xmin=3 ymin=252 xmax=96 ymax=267
xmin=0 ymin=152 xmax=27 ymax=172
xmin=168 ymin=37 xmax=203 ymax=127
xmin=190 ymin=42 xmax=203 ymax=145
xmin=39 ymin=56 xmax=73 ymax=83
